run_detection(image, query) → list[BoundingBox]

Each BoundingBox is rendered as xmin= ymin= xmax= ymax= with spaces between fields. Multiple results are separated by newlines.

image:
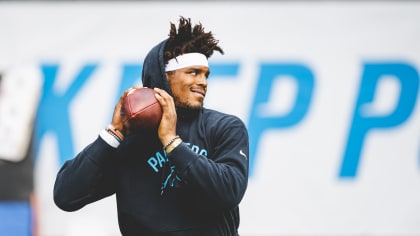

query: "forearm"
xmin=53 ymin=136 xmax=117 ymax=211
xmin=169 ymin=143 xmax=248 ymax=208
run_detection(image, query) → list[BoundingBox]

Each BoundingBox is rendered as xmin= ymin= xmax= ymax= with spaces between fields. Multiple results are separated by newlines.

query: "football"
xmin=121 ymin=87 xmax=163 ymax=131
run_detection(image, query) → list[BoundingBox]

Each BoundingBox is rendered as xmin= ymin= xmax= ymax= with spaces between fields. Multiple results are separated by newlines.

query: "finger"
xmin=154 ymin=88 xmax=173 ymax=106
xmin=153 ymin=87 xmax=168 ymax=98
xmin=112 ymin=87 xmax=140 ymax=133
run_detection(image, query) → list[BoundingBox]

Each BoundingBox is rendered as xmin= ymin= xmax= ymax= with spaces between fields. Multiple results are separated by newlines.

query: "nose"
xmin=197 ymin=73 xmax=208 ymax=87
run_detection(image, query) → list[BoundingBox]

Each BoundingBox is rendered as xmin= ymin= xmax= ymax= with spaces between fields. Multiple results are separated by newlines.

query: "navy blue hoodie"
xmin=54 ymin=39 xmax=249 ymax=235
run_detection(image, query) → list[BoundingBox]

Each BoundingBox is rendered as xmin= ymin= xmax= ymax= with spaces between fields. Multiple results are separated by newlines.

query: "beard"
xmin=176 ymin=101 xmax=203 ymax=110
xmin=174 ymin=96 xmax=204 ymax=111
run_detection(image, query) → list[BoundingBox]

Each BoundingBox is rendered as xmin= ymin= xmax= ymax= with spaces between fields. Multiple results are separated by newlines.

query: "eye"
xmin=187 ymin=70 xmax=198 ymax=76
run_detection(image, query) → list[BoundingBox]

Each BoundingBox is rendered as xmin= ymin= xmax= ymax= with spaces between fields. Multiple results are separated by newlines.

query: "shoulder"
xmin=201 ymin=108 xmax=247 ymax=129
xmin=201 ymin=108 xmax=249 ymax=150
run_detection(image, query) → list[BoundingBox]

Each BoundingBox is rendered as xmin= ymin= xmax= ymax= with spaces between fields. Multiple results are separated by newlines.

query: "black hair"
xmin=164 ymin=16 xmax=224 ymax=64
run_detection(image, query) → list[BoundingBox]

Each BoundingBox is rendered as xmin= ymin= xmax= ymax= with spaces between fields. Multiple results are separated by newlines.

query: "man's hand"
xmin=111 ymin=86 xmax=142 ymax=136
xmin=153 ymin=87 xmax=178 ymax=146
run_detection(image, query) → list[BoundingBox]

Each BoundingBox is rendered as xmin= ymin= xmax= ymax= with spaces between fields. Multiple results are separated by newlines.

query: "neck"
xmin=176 ymin=106 xmax=201 ymax=120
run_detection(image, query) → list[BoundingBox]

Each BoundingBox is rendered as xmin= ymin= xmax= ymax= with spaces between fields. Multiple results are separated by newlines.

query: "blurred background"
xmin=1 ymin=0 xmax=420 ymax=235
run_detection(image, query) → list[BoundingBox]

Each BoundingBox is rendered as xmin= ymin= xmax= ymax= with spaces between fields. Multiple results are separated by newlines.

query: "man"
xmin=54 ymin=16 xmax=249 ymax=236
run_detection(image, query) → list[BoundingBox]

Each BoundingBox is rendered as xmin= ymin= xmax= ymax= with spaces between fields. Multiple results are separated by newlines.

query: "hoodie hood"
xmin=141 ymin=39 xmax=202 ymax=118
xmin=141 ymin=39 xmax=171 ymax=94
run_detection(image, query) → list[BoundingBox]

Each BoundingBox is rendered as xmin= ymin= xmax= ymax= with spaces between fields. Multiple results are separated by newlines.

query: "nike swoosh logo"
xmin=239 ymin=149 xmax=247 ymax=160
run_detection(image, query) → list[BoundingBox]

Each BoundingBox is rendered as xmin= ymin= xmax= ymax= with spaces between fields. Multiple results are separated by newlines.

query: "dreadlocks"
xmin=164 ymin=16 xmax=224 ymax=64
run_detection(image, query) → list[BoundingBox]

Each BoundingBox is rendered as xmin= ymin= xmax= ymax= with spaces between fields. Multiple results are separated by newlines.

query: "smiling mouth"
xmin=191 ymin=88 xmax=206 ymax=97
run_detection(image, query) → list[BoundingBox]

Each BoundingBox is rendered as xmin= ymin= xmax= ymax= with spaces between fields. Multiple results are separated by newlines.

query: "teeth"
xmin=191 ymin=88 xmax=206 ymax=96
xmin=195 ymin=91 xmax=204 ymax=96
xmin=192 ymin=90 xmax=203 ymax=95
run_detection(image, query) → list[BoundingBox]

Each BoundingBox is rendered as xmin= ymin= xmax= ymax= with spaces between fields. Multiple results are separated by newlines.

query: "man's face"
xmin=166 ymin=65 xmax=210 ymax=110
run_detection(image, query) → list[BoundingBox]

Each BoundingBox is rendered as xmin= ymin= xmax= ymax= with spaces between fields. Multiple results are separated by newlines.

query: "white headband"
xmin=165 ymin=53 xmax=208 ymax=72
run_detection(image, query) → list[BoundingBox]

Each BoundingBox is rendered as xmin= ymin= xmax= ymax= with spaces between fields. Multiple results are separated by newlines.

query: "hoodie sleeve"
xmin=168 ymin=116 xmax=249 ymax=209
xmin=53 ymin=136 xmax=117 ymax=212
